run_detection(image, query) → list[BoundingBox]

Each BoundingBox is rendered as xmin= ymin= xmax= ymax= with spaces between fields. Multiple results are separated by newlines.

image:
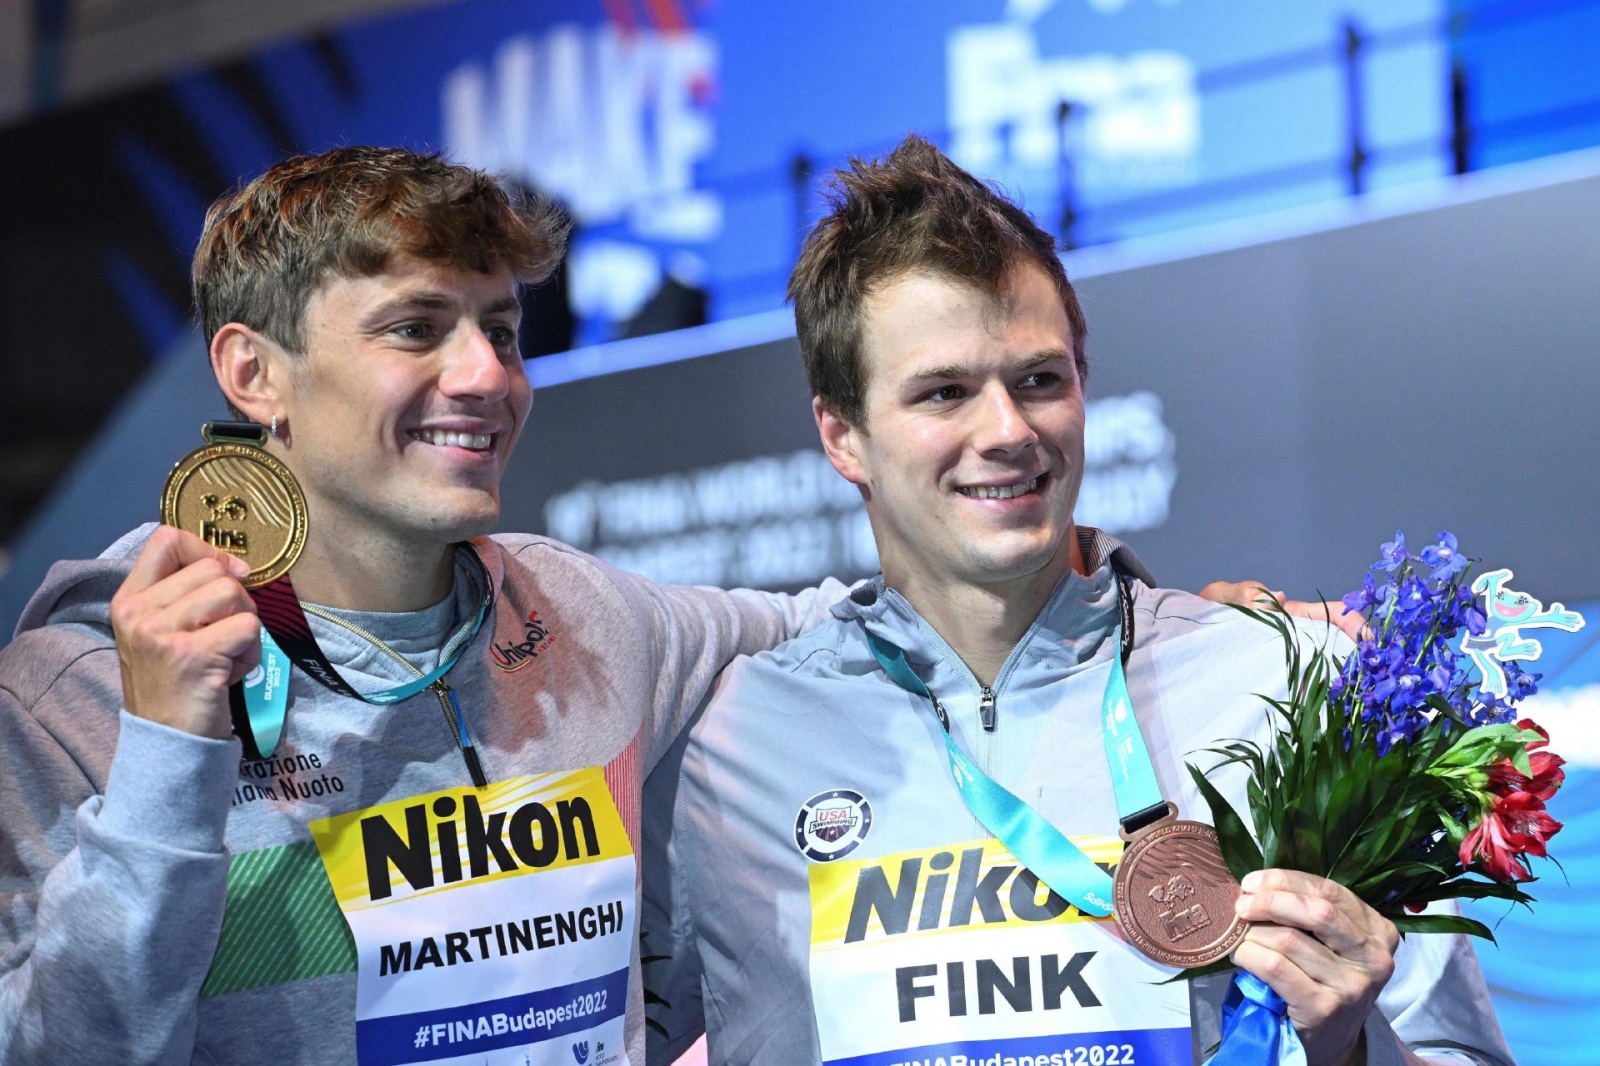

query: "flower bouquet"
xmin=1188 ymin=532 xmax=1582 ymax=1064
xmin=1192 ymin=531 xmax=1582 ymax=941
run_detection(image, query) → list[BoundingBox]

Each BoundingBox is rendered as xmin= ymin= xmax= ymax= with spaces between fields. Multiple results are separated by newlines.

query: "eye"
xmin=390 ymin=321 xmax=433 ymax=343
xmin=485 ymin=324 xmax=520 ymax=352
xmin=1017 ymin=370 xmax=1062 ymax=390
xmin=921 ymin=384 xmax=967 ymax=404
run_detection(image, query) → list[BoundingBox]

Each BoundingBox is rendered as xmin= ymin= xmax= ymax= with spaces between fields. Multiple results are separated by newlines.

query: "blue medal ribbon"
xmin=1210 ymin=973 xmax=1307 ymax=1066
xmin=238 ymin=629 xmax=291 ymax=758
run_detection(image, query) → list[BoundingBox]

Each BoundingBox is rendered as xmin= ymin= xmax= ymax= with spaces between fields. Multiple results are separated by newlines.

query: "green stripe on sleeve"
xmin=200 ymin=841 xmax=356 ymax=998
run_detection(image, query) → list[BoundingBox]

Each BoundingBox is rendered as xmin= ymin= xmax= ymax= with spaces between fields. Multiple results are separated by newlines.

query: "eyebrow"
xmin=902 ymin=348 xmax=1072 ymax=387
xmin=360 ymin=291 xmax=521 ymax=329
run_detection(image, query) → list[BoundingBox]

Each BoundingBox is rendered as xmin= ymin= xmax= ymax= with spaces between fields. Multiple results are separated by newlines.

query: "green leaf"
xmin=1400 ymin=877 xmax=1535 ymax=906
xmin=1392 ymin=913 xmax=1496 ymax=942
xmin=1187 ymin=763 xmax=1262 ymax=880
xmin=1347 ymin=862 xmax=1447 ymax=900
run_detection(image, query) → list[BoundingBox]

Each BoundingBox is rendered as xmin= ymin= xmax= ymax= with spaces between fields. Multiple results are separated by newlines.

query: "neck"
xmin=289 ymin=528 xmax=456 ymax=613
xmin=886 ymin=530 xmax=1087 ymax=688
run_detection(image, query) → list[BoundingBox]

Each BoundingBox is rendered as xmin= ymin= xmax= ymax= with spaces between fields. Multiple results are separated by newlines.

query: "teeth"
xmin=413 ymin=429 xmax=492 ymax=450
xmin=959 ymin=476 xmax=1040 ymax=500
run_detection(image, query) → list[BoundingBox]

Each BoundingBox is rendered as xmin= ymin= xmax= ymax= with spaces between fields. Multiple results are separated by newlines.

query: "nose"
xmin=439 ymin=323 xmax=512 ymax=403
xmin=973 ymin=383 xmax=1039 ymax=457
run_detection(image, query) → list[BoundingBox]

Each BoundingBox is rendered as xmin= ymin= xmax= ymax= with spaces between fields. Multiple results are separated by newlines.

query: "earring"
xmin=269 ymin=414 xmax=279 ymax=438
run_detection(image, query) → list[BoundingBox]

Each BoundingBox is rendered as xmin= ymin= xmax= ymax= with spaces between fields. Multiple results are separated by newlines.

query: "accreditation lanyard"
xmin=229 ymin=544 xmax=494 ymax=763
xmin=866 ymin=572 xmax=1168 ymax=918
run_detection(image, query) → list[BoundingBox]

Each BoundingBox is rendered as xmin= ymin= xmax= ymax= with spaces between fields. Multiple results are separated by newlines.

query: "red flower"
xmin=1459 ymin=785 xmax=1564 ymax=882
xmin=1459 ymin=719 xmax=1566 ymax=881
xmin=1485 ymin=749 xmax=1566 ymax=801
xmin=1518 ymin=718 xmax=1550 ymax=748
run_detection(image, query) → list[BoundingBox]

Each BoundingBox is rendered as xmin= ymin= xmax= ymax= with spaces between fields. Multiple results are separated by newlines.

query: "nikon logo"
xmin=845 ymin=847 xmax=1107 ymax=943
xmin=361 ymin=792 xmax=600 ymax=901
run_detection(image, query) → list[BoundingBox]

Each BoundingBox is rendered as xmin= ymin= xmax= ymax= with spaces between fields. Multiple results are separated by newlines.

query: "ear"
xmin=814 ymin=396 xmax=869 ymax=490
xmin=211 ymin=323 xmax=289 ymax=426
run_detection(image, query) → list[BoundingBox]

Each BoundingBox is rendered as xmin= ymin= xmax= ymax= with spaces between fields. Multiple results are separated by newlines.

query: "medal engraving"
xmin=1114 ymin=815 xmax=1248 ymax=968
xmin=161 ymin=438 xmax=307 ymax=588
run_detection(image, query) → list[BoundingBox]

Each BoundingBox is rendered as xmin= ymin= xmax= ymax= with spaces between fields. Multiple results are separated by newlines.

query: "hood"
xmin=12 ymin=523 xmax=156 ymax=640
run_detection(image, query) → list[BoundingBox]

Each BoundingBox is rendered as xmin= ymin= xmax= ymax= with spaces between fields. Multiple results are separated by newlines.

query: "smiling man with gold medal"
xmin=0 ymin=147 xmax=855 ymax=1066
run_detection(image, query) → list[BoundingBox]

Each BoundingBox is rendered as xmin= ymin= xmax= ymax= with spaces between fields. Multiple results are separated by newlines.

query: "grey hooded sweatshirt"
xmin=0 ymin=523 xmax=839 ymax=1065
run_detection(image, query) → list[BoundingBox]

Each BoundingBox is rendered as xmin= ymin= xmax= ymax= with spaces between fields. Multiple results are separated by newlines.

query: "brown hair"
xmin=193 ymin=145 xmax=568 ymax=352
xmin=788 ymin=133 xmax=1087 ymax=427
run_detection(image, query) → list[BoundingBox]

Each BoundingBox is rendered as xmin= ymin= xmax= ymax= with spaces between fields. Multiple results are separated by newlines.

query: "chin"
xmin=968 ymin=537 xmax=1070 ymax=583
xmin=415 ymin=500 xmax=501 ymax=543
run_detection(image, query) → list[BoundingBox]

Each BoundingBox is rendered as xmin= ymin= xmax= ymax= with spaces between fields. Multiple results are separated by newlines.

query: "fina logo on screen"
xmin=543 ymin=392 xmax=1176 ymax=589
xmin=948 ymin=2 xmax=1199 ymax=194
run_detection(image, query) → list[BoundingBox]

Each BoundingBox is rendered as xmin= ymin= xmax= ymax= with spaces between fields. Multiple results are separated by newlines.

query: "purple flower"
xmin=1393 ymin=577 xmax=1433 ymax=622
xmin=1377 ymin=725 xmax=1411 ymax=757
xmin=1456 ymin=586 xmax=1488 ymax=635
xmin=1373 ymin=531 xmax=1412 ymax=574
xmin=1421 ymin=532 xmax=1469 ymax=581
xmin=1343 ymin=572 xmax=1382 ymax=615
xmin=1504 ymin=663 xmax=1542 ymax=702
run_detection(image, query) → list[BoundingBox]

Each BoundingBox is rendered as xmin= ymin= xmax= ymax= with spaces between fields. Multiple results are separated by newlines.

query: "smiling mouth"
xmin=410 ymin=428 xmax=494 ymax=452
xmin=957 ymin=475 xmax=1042 ymax=500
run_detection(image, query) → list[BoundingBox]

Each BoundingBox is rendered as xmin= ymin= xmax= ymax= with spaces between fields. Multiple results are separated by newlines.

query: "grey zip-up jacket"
xmin=0 ymin=523 xmax=840 ymax=1065
xmin=642 ymin=530 xmax=1515 ymax=1065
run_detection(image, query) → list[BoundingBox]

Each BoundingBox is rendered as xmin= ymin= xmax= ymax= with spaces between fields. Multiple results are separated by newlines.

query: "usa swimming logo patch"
xmin=794 ymin=789 xmax=873 ymax=862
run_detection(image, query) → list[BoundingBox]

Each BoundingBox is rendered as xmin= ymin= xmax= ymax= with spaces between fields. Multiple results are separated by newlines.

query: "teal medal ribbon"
xmin=866 ymin=572 xmax=1169 ymax=918
xmin=238 ymin=630 xmax=291 ymax=758
xmin=232 ymin=545 xmax=492 ymax=760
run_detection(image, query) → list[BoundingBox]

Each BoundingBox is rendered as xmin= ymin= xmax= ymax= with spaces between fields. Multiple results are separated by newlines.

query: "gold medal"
xmin=160 ymin=422 xmax=308 ymax=588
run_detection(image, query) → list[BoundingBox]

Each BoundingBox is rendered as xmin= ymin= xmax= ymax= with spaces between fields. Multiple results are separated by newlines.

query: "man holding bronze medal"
xmin=640 ymin=137 xmax=1514 ymax=1065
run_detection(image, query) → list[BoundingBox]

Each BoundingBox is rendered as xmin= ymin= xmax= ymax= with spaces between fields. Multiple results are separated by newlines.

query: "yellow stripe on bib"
xmin=311 ymin=768 xmax=632 ymax=911
xmin=810 ymin=836 xmax=1125 ymax=950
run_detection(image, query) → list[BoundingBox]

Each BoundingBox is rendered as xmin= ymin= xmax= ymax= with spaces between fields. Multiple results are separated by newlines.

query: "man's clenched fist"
xmin=110 ymin=526 xmax=261 ymax=739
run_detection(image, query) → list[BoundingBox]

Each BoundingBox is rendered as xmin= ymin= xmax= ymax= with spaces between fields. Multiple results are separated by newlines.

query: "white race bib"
xmin=809 ymin=837 xmax=1191 ymax=1066
xmin=311 ymin=769 xmax=635 ymax=1066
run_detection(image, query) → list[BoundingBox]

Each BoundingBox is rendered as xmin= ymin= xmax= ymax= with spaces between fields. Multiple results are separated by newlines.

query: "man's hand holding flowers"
xmin=1233 ymin=870 xmax=1403 ymax=1066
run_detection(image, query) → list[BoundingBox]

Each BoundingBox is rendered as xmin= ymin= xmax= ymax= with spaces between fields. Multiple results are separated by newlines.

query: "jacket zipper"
xmin=978 ymin=687 xmax=997 ymax=731
xmin=433 ymin=680 xmax=488 ymax=788
xmin=300 ymin=601 xmax=488 ymax=789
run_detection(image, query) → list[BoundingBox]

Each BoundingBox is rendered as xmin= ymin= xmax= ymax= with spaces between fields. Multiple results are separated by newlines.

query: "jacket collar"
xmin=831 ymin=526 xmax=1153 ymax=678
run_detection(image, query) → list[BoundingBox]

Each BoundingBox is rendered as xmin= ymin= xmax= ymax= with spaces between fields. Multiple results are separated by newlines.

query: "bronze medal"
xmin=1113 ymin=803 xmax=1249 ymax=968
xmin=160 ymin=424 xmax=308 ymax=589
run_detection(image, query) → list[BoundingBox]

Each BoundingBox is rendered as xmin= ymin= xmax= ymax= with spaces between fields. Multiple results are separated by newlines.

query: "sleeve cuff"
xmin=97 ymin=710 xmax=239 ymax=853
